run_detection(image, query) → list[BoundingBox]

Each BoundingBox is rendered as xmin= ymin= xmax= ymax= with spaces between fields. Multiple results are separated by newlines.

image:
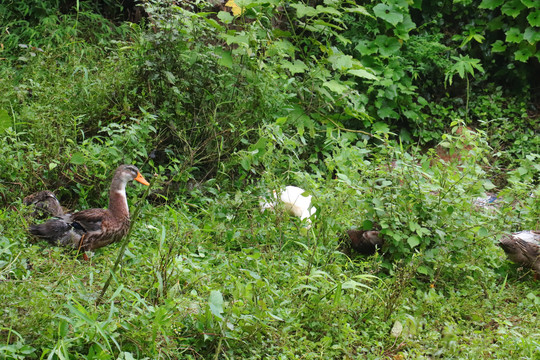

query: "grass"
xmin=1 ymin=3 xmax=539 ymax=359
xmin=1 ymin=187 xmax=539 ymax=359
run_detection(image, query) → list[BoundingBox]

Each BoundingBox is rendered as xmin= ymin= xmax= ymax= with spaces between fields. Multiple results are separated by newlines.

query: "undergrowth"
xmin=1 ymin=0 xmax=539 ymax=358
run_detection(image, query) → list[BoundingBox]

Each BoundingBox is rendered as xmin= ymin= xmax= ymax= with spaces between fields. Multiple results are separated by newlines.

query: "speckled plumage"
xmin=23 ymin=190 xmax=64 ymax=218
xmin=499 ymin=230 xmax=540 ymax=278
xmin=28 ymin=165 xmax=149 ymax=252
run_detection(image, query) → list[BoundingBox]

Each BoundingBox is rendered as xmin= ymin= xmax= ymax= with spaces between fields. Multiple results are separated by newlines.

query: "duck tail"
xmin=28 ymin=219 xmax=71 ymax=244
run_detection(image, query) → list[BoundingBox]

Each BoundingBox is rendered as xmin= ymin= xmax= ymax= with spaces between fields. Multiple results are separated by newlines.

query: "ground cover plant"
xmin=0 ymin=0 xmax=539 ymax=358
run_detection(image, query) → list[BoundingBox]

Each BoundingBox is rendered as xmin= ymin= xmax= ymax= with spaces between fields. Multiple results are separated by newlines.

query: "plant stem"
xmin=96 ymin=179 xmax=153 ymax=306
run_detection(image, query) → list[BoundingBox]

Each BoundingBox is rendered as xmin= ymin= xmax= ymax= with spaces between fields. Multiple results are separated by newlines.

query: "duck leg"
xmin=76 ymin=233 xmax=89 ymax=261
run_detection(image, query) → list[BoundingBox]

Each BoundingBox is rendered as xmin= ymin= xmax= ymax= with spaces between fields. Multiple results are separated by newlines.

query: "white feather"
xmin=261 ymin=186 xmax=316 ymax=225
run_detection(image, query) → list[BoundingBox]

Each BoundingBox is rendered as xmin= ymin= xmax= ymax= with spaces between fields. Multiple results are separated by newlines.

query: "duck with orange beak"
xmin=29 ymin=165 xmax=149 ymax=254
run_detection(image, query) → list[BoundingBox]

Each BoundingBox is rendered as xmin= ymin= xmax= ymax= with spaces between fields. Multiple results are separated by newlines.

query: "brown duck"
xmin=28 ymin=165 xmax=149 ymax=252
xmin=23 ymin=190 xmax=64 ymax=218
xmin=346 ymin=229 xmax=385 ymax=255
xmin=499 ymin=230 xmax=540 ymax=280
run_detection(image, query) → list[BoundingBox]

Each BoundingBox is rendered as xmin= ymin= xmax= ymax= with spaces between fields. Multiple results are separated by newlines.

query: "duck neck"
xmin=108 ymin=177 xmax=129 ymax=219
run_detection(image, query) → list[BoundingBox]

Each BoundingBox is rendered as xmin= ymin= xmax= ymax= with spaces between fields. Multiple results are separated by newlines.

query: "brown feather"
xmin=27 ymin=165 xmax=148 ymax=253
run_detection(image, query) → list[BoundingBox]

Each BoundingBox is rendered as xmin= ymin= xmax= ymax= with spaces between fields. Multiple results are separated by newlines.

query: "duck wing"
xmin=70 ymin=209 xmax=106 ymax=233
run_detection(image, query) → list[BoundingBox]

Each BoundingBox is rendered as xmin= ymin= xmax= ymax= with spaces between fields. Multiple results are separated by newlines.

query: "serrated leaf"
xmin=491 ymin=40 xmax=507 ymax=52
xmin=346 ymin=6 xmax=371 ymax=17
xmin=372 ymin=121 xmax=390 ymax=133
xmin=407 ymin=235 xmax=420 ymax=248
xmin=348 ymin=69 xmax=379 ymax=80
xmin=501 ymin=0 xmax=526 ymax=18
xmin=527 ymin=10 xmax=540 ymax=26
xmin=377 ymin=106 xmax=399 ymax=119
xmin=290 ymin=3 xmax=318 ymax=18
xmin=479 ymin=0 xmax=504 ymax=9
xmin=208 ymin=290 xmax=224 ymax=318
xmin=514 ymin=45 xmax=535 ymax=62
xmin=328 ymin=53 xmax=353 ymax=71
xmin=373 ymin=3 xmax=403 ymax=26
xmin=477 ymin=227 xmax=489 ymax=237
xmin=505 ymin=27 xmax=523 ymax=43
xmin=394 ymin=14 xmax=416 ymax=40
xmin=355 ymin=40 xmax=378 ymax=56
xmin=282 ymin=60 xmax=307 ymax=75
xmin=70 ymin=152 xmax=85 ymax=165
xmin=323 ymin=80 xmax=349 ymax=94
xmin=374 ymin=35 xmax=401 ymax=57
xmin=523 ymin=27 xmax=540 ymax=44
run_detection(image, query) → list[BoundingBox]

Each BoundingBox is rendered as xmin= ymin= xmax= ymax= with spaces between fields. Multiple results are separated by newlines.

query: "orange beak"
xmin=134 ymin=172 xmax=150 ymax=186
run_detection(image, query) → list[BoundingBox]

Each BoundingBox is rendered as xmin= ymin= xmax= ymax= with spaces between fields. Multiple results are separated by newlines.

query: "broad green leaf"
xmin=377 ymin=106 xmax=399 ymax=119
xmin=345 ymin=6 xmax=371 ymax=17
xmin=482 ymin=179 xmax=496 ymax=190
xmin=527 ymin=10 xmax=540 ymax=27
xmin=374 ymin=35 xmax=401 ymax=57
xmin=290 ymin=3 xmax=318 ymax=18
xmin=70 ymin=152 xmax=85 ymax=165
xmin=0 ymin=108 xmax=11 ymax=132
xmin=312 ymin=20 xmax=344 ymax=30
xmin=224 ymin=33 xmax=249 ymax=46
xmin=479 ymin=0 xmax=504 ymax=9
xmin=394 ymin=14 xmax=416 ymax=40
xmin=417 ymin=265 xmax=430 ymax=275
xmin=217 ymin=11 xmax=234 ymax=24
xmin=328 ymin=53 xmax=353 ymax=70
xmin=204 ymin=17 xmax=224 ymax=30
xmin=501 ymin=0 xmax=526 ymax=17
xmin=491 ymin=40 xmax=507 ymax=52
xmin=407 ymin=235 xmax=420 ymax=248
xmin=514 ymin=44 xmax=535 ymax=62
xmin=521 ymin=0 xmax=539 ymax=7
xmin=373 ymin=3 xmax=403 ymax=26
xmin=505 ymin=27 xmax=523 ymax=43
xmin=208 ymin=290 xmax=224 ymax=318
xmin=355 ymin=40 xmax=378 ymax=56
xmin=372 ymin=121 xmax=390 ymax=133
xmin=216 ymin=48 xmax=233 ymax=68
xmin=362 ymin=219 xmax=374 ymax=230
xmin=323 ymin=80 xmax=349 ymax=94
xmin=348 ymin=69 xmax=379 ymax=80
xmin=163 ymin=71 xmax=176 ymax=84
xmin=315 ymin=5 xmax=341 ymax=16
xmin=477 ymin=227 xmax=489 ymax=237
xmin=281 ymin=60 xmax=307 ymax=75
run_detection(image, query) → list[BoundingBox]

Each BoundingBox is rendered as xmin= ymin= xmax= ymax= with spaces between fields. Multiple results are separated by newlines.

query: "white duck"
xmin=261 ymin=186 xmax=316 ymax=225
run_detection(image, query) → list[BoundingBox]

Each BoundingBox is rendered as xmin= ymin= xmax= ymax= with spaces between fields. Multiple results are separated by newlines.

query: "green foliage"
xmin=479 ymin=0 xmax=540 ymax=62
xmin=0 ymin=1 xmax=539 ymax=358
